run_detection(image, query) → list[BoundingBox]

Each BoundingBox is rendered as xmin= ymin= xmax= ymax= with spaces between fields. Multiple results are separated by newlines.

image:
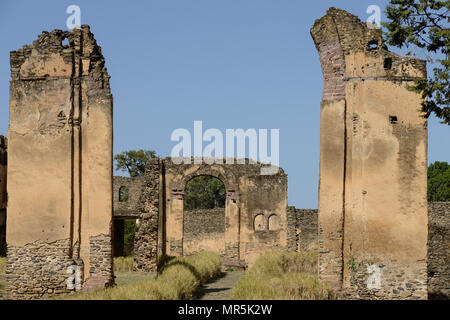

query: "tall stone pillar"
xmin=311 ymin=8 xmax=428 ymax=299
xmin=6 ymin=26 xmax=114 ymax=299
xmin=133 ymin=158 xmax=161 ymax=272
xmin=0 ymin=136 xmax=7 ymax=257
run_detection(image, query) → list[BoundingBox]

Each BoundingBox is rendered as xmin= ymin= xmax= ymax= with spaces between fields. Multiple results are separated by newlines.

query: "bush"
xmin=59 ymin=251 xmax=221 ymax=300
xmin=231 ymin=251 xmax=334 ymax=300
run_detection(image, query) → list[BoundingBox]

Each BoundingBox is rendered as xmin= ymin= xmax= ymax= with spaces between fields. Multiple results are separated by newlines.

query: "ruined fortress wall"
xmin=133 ymin=159 xmax=160 ymax=272
xmin=183 ymin=208 xmax=226 ymax=256
xmin=0 ymin=136 xmax=7 ymax=256
xmin=6 ymin=26 xmax=113 ymax=299
xmin=112 ymin=177 xmax=145 ymax=256
xmin=286 ymin=207 xmax=318 ymax=252
xmin=133 ymin=158 xmax=287 ymax=270
xmin=238 ymin=172 xmax=287 ymax=267
xmin=428 ymin=202 xmax=450 ymax=299
xmin=113 ymin=176 xmax=145 ymax=217
xmin=311 ymin=8 xmax=428 ymax=299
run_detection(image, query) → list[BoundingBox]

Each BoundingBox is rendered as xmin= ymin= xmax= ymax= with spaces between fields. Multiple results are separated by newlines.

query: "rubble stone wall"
xmin=428 ymin=202 xmax=450 ymax=299
xmin=286 ymin=207 xmax=318 ymax=252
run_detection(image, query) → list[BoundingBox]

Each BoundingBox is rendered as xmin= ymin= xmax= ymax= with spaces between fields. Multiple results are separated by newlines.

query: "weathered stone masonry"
xmin=286 ymin=202 xmax=449 ymax=299
xmin=286 ymin=207 xmax=318 ymax=253
xmin=133 ymin=159 xmax=160 ymax=272
xmin=6 ymin=26 xmax=114 ymax=299
xmin=312 ymin=8 xmax=428 ymax=299
xmin=133 ymin=158 xmax=288 ymax=271
xmin=112 ymin=176 xmax=145 ymax=256
xmin=0 ymin=136 xmax=7 ymax=257
xmin=114 ymin=176 xmax=145 ymax=218
xmin=183 ymin=208 xmax=226 ymax=257
xmin=428 ymin=202 xmax=450 ymax=299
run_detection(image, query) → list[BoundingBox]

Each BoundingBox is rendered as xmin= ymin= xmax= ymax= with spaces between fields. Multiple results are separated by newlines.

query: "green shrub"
xmin=232 ymin=251 xmax=334 ymax=300
xmin=123 ymin=219 xmax=136 ymax=256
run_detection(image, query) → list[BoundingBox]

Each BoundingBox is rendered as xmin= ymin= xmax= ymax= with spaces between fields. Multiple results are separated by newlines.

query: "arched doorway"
xmin=182 ymin=175 xmax=226 ymax=256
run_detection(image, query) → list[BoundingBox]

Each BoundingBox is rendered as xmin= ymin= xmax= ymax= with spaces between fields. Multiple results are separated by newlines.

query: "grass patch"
xmin=231 ymin=251 xmax=334 ymax=300
xmin=0 ymin=257 xmax=5 ymax=275
xmin=58 ymin=251 xmax=221 ymax=300
xmin=0 ymin=257 xmax=5 ymax=296
xmin=114 ymin=256 xmax=133 ymax=273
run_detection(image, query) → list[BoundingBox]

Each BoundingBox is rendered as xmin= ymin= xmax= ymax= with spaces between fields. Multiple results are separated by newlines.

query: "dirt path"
xmin=194 ymin=271 xmax=245 ymax=300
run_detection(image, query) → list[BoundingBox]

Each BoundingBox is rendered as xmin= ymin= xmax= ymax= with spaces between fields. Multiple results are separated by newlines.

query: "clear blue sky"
xmin=0 ymin=1 xmax=448 ymax=208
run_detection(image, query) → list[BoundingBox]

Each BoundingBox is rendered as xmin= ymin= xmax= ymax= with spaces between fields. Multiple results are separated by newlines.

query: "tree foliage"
xmin=114 ymin=149 xmax=157 ymax=177
xmin=184 ymin=176 xmax=226 ymax=210
xmin=383 ymin=0 xmax=449 ymax=124
xmin=123 ymin=219 xmax=136 ymax=257
xmin=428 ymin=161 xmax=450 ymax=201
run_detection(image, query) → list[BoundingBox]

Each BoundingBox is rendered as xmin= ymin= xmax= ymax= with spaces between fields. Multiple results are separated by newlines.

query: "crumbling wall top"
xmin=0 ymin=136 xmax=7 ymax=150
xmin=311 ymin=7 xmax=385 ymax=54
xmin=10 ymin=25 xmax=110 ymax=91
xmin=311 ymin=7 xmax=426 ymax=89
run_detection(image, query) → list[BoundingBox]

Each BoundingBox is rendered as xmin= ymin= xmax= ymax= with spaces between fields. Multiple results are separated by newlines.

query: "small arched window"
xmin=254 ymin=214 xmax=266 ymax=231
xmin=268 ymin=214 xmax=281 ymax=231
xmin=119 ymin=186 xmax=129 ymax=202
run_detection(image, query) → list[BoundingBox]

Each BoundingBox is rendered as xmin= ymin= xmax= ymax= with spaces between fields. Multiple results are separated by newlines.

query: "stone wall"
xmin=428 ymin=202 xmax=449 ymax=299
xmin=113 ymin=176 xmax=145 ymax=218
xmin=286 ymin=207 xmax=318 ymax=252
xmin=133 ymin=159 xmax=160 ymax=272
xmin=113 ymin=176 xmax=145 ymax=257
xmin=311 ymin=8 xmax=428 ymax=299
xmin=6 ymin=26 xmax=114 ymax=299
xmin=183 ymin=208 xmax=226 ymax=256
xmin=0 ymin=136 xmax=7 ymax=257
xmin=133 ymin=157 xmax=287 ymax=270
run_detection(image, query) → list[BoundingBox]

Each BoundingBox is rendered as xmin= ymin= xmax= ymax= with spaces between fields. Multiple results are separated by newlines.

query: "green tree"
xmin=184 ymin=176 xmax=226 ymax=210
xmin=114 ymin=149 xmax=157 ymax=177
xmin=383 ymin=0 xmax=449 ymax=124
xmin=428 ymin=161 xmax=450 ymax=201
xmin=123 ymin=219 xmax=136 ymax=257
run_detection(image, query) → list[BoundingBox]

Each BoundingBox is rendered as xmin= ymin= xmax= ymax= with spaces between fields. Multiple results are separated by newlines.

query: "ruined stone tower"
xmin=0 ymin=136 xmax=7 ymax=257
xmin=311 ymin=8 xmax=428 ymax=299
xmin=6 ymin=26 xmax=114 ymax=299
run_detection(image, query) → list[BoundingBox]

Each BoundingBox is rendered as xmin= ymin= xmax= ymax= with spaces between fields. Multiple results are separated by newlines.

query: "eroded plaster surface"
xmin=6 ymin=26 xmax=114 ymax=299
xmin=311 ymin=8 xmax=428 ymax=299
xmin=133 ymin=158 xmax=287 ymax=271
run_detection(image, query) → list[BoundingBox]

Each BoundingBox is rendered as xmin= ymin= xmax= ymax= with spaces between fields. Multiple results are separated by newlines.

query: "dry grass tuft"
xmin=0 ymin=257 xmax=5 ymax=295
xmin=114 ymin=256 xmax=133 ymax=273
xmin=58 ymin=251 xmax=221 ymax=300
xmin=0 ymin=257 xmax=5 ymax=275
xmin=231 ymin=251 xmax=334 ymax=300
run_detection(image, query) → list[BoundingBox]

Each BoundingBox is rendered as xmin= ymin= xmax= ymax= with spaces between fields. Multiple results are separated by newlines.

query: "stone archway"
xmin=182 ymin=175 xmax=226 ymax=257
xmin=166 ymin=164 xmax=241 ymax=266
